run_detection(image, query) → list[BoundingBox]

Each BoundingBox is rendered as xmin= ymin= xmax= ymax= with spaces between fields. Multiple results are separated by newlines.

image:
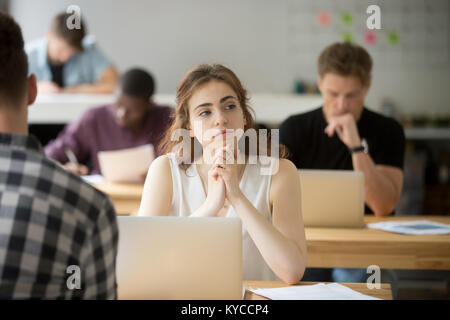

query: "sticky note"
xmin=317 ymin=11 xmax=331 ymax=26
xmin=364 ymin=30 xmax=377 ymax=45
xmin=388 ymin=31 xmax=399 ymax=45
xmin=341 ymin=12 xmax=353 ymax=25
xmin=342 ymin=32 xmax=354 ymax=42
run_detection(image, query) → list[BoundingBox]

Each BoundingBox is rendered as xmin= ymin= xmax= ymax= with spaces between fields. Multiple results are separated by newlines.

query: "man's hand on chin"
xmin=324 ymin=113 xmax=362 ymax=148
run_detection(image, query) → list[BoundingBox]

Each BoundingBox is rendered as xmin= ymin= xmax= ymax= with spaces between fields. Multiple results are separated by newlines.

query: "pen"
xmin=64 ymin=147 xmax=79 ymax=165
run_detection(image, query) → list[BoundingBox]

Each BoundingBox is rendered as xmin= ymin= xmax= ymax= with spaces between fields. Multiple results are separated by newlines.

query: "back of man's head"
xmin=50 ymin=12 xmax=86 ymax=51
xmin=318 ymin=42 xmax=373 ymax=87
xmin=119 ymin=68 xmax=155 ymax=101
xmin=0 ymin=12 xmax=28 ymax=107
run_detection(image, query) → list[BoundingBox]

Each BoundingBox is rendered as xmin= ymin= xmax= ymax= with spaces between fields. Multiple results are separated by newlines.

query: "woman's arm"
xmin=138 ymin=155 xmax=173 ymax=217
xmin=222 ymin=159 xmax=307 ymax=284
xmin=268 ymin=159 xmax=307 ymax=283
xmin=138 ymin=155 xmax=226 ymax=218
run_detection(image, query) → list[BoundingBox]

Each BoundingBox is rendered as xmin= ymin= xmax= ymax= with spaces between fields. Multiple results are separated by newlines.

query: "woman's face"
xmin=187 ymin=80 xmax=246 ymax=147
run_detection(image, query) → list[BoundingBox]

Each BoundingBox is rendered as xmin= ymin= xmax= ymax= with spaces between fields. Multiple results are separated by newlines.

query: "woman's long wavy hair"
xmin=159 ymin=64 xmax=287 ymax=169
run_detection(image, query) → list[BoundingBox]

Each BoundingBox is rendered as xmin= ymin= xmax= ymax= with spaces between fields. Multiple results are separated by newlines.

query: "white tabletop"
xmin=28 ymin=93 xmax=323 ymax=126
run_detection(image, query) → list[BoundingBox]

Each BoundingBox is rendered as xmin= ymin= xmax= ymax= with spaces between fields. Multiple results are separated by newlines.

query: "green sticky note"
xmin=342 ymin=32 xmax=353 ymax=42
xmin=341 ymin=12 xmax=353 ymax=25
xmin=388 ymin=31 xmax=399 ymax=45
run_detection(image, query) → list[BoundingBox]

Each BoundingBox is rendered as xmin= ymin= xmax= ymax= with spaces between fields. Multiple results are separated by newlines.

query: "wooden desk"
xmin=92 ymin=183 xmax=450 ymax=270
xmin=244 ymin=281 xmax=392 ymax=300
xmin=93 ymin=183 xmax=143 ymax=215
xmin=306 ymin=216 xmax=450 ymax=270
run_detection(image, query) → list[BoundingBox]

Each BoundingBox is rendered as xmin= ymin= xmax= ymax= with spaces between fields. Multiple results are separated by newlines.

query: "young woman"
xmin=138 ymin=64 xmax=306 ymax=284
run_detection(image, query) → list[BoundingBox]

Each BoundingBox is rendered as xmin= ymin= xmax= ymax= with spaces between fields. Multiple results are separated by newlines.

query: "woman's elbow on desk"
xmin=275 ymin=243 xmax=307 ymax=285
xmin=280 ymin=263 xmax=306 ymax=285
xmin=371 ymin=201 xmax=397 ymax=217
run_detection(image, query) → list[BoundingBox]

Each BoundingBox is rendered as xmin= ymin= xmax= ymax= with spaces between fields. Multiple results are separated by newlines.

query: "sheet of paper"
xmin=81 ymin=174 xmax=105 ymax=185
xmin=248 ymin=283 xmax=380 ymax=300
xmin=367 ymin=220 xmax=450 ymax=235
xmin=98 ymin=144 xmax=154 ymax=183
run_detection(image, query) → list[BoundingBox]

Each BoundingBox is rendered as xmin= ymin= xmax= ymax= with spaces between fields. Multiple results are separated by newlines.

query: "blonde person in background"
xmin=138 ymin=64 xmax=307 ymax=284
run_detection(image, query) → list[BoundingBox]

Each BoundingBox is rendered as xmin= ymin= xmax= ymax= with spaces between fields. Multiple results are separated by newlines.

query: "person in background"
xmin=279 ymin=42 xmax=405 ymax=283
xmin=45 ymin=68 xmax=173 ymax=176
xmin=25 ymin=12 xmax=118 ymax=94
xmin=0 ymin=12 xmax=118 ymax=299
xmin=138 ymin=64 xmax=307 ymax=284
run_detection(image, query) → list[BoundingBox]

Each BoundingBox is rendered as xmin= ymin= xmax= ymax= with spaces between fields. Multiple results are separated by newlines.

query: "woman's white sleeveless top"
xmin=167 ymin=153 xmax=278 ymax=281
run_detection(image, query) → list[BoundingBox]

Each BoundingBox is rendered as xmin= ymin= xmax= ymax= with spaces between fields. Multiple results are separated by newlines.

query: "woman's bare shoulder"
xmin=270 ymin=158 xmax=300 ymax=200
xmin=272 ymin=158 xmax=298 ymax=179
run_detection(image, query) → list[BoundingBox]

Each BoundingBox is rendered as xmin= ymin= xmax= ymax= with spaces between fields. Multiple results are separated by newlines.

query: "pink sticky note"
xmin=317 ymin=12 xmax=331 ymax=26
xmin=364 ymin=30 xmax=377 ymax=45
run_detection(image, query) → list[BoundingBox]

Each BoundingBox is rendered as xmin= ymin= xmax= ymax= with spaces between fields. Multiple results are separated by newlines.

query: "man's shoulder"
xmin=362 ymin=108 xmax=404 ymax=134
xmin=50 ymin=160 xmax=116 ymax=222
xmin=153 ymin=104 xmax=174 ymax=114
xmin=87 ymin=104 xmax=113 ymax=115
xmin=27 ymin=152 xmax=113 ymax=215
xmin=150 ymin=104 xmax=175 ymax=122
xmin=70 ymin=35 xmax=106 ymax=64
xmin=48 ymin=157 xmax=110 ymax=199
xmin=80 ymin=35 xmax=101 ymax=53
xmin=82 ymin=35 xmax=97 ymax=47
xmin=2 ymin=147 xmax=111 ymax=208
xmin=285 ymin=107 xmax=322 ymax=123
xmin=80 ymin=104 xmax=114 ymax=122
xmin=280 ymin=107 xmax=323 ymax=131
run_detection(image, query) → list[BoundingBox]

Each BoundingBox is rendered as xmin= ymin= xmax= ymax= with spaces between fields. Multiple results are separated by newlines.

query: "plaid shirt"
xmin=0 ymin=133 xmax=118 ymax=299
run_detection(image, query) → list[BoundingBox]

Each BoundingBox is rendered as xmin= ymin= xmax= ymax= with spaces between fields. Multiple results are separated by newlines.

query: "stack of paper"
xmin=248 ymin=283 xmax=380 ymax=300
xmin=368 ymin=220 xmax=450 ymax=235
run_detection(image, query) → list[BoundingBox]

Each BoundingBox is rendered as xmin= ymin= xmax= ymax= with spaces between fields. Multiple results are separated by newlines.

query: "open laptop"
xmin=299 ymin=170 xmax=365 ymax=228
xmin=98 ymin=144 xmax=155 ymax=183
xmin=116 ymin=216 xmax=243 ymax=300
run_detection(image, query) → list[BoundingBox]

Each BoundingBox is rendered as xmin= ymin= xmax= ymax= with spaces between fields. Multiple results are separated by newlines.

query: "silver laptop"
xmin=299 ymin=170 xmax=365 ymax=228
xmin=116 ymin=216 xmax=243 ymax=299
xmin=98 ymin=144 xmax=155 ymax=183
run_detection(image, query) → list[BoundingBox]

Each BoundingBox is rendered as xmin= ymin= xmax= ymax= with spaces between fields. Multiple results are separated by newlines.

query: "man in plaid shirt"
xmin=0 ymin=13 xmax=119 ymax=299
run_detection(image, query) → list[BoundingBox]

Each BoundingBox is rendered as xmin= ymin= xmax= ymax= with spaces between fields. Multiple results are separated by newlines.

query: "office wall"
xmin=10 ymin=0 xmax=450 ymax=115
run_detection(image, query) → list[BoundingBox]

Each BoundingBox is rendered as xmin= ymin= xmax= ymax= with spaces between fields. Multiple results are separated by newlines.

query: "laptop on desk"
xmin=299 ymin=170 xmax=365 ymax=228
xmin=98 ymin=144 xmax=155 ymax=183
xmin=116 ymin=216 xmax=243 ymax=300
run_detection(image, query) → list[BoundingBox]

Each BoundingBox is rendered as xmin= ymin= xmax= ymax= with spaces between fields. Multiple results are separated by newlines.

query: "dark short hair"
xmin=119 ymin=68 xmax=155 ymax=101
xmin=318 ymin=42 xmax=373 ymax=87
xmin=51 ymin=12 xmax=86 ymax=51
xmin=0 ymin=12 xmax=28 ymax=105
